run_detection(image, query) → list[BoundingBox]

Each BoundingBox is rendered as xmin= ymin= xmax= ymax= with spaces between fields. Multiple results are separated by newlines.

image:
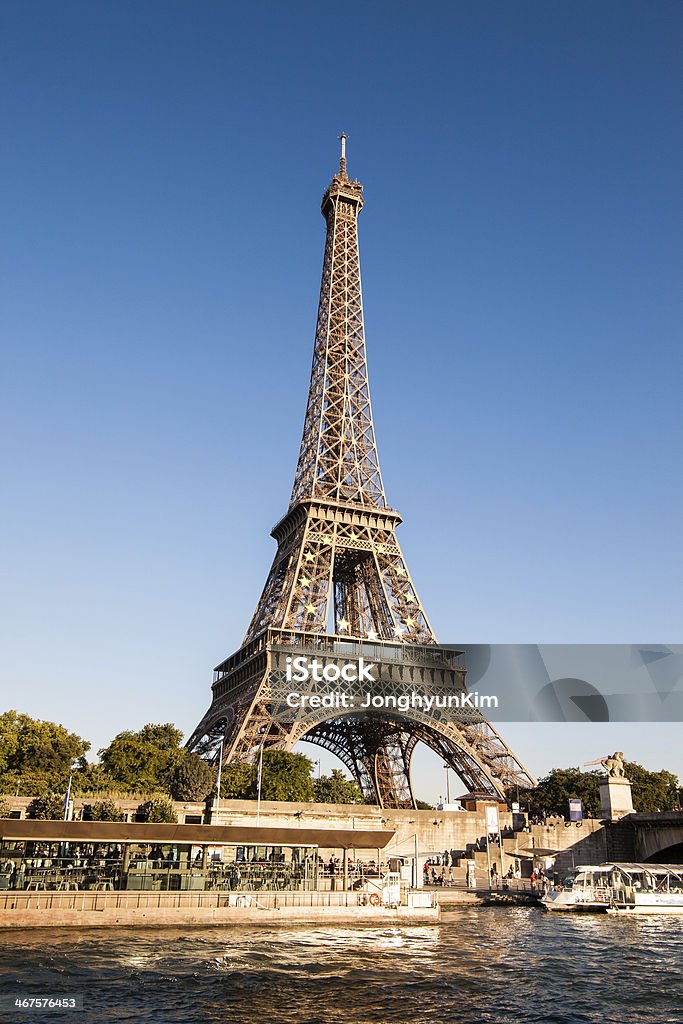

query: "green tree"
xmin=217 ymin=752 xmax=315 ymax=802
xmin=99 ymin=723 xmax=184 ymax=791
xmin=528 ymin=768 xmax=602 ymax=819
xmin=169 ymin=752 xmax=214 ymax=801
xmin=259 ymin=751 xmax=314 ymax=802
xmin=219 ymin=761 xmax=254 ymax=799
xmin=623 ymin=761 xmax=679 ymax=813
xmin=71 ymin=762 xmax=117 ymax=795
xmin=0 ymin=711 xmax=89 ymax=790
xmin=2 ymin=770 xmax=58 ymax=797
xmin=0 ymin=797 xmax=11 ymax=818
xmin=313 ymin=769 xmax=364 ymax=804
xmin=415 ymin=799 xmax=434 ymax=810
xmin=84 ymin=799 xmax=126 ymax=822
xmin=528 ymin=761 xmax=681 ymax=819
xmin=27 ymin=792 xmax=65 ymax=820
xmin=137 ymin=798 xmax=178 ymax=823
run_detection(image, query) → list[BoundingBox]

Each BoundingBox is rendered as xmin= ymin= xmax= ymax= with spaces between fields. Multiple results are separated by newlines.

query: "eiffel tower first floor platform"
xmin=187 ymin=629 xmax=536 ymax=809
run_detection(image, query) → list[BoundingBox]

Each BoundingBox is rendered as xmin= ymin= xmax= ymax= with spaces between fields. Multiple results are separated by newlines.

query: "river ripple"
xmin=0 ymin=907 xmax=682 ymax=1023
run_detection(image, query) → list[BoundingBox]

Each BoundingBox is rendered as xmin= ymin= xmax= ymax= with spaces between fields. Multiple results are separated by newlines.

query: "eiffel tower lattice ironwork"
xmin=188 ymin=137 xmax=536 ymax=807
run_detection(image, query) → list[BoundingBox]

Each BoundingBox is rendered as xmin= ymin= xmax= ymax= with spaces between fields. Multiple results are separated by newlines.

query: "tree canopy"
xmin=98 ymin=723 xmax=185 ymax=791
xmin=217 ymin=751 xmax=315 ymax=802
xmin=624 ymin=761 xmax=679 ymax=813
xmin=0 ymin=711 xmax=89 ymax=794
xmin=528 ymin=761 xmax=680 ymax=818
xmin=259 ymin=751 xmax=314 ymax=802
xmin=313 ymin=769 xmax=364 ymax=804
xmin=527 ymin=767 xmax=602 ymax=819
xmin=219 ymin=761 xmax=254 ymax=799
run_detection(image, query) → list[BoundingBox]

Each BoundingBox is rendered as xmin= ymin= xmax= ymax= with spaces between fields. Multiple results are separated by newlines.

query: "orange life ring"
xmin=368 ymin=893 xmax=381 ymax=906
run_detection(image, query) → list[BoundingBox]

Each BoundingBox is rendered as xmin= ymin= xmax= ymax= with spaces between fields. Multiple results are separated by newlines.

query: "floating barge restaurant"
xmin=0 ymin=819 xmax=438 ymax=928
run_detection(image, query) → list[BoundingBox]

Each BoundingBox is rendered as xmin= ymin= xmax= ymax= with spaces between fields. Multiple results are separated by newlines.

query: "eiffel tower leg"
xmin=370 ymin=730 xmax=416 ymax=809
xmin=301 ymin=717 xmax=417 ymax=808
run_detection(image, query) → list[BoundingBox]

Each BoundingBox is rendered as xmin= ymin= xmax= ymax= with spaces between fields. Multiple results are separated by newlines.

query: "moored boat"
xmin=541 ymin=863 xmax=683 ymax=915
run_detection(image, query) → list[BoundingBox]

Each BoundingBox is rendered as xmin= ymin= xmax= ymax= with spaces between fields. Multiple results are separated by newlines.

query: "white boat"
xmin=541 ymin=863 xmax=683 ymax=915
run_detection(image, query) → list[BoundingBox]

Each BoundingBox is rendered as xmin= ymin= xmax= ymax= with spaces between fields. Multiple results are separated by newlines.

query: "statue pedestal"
xmin=599 ymin=777 xmax=634 ymax=821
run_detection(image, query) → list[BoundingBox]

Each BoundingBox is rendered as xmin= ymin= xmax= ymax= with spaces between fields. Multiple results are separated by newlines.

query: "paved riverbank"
xmin=0 ymin=890 xmax=439 ymax=928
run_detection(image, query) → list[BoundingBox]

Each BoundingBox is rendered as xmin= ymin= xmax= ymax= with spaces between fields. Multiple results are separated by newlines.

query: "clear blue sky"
xmin=1 ymin=2 xmax=681 ymax=801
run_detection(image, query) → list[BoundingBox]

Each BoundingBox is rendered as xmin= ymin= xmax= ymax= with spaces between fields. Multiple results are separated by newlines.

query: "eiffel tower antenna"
xmin=187 ymin=141 xmax=536 ymax=808
xmin=338 ymin=132 xmax=348 ymax=176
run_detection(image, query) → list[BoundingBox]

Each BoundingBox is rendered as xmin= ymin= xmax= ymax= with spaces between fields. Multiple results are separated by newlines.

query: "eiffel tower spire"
xmin=291 ymin=135 xmax=385 ymax=510
xmin=188 ymin=142 xmax=536 ymax=808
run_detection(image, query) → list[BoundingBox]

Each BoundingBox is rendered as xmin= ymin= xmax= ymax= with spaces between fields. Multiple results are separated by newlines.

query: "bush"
xmin=169 ymin=753 xmax=214 ymax=801
xmin=84 ymin=798 xmax=126 ymax=822
xmin=27 ymin=793 xmax=65 ymax=820
xmin=137 ymin=797 xmax=178 ymax=823
xmin=0 ymin=797 xmax=12 ymax=818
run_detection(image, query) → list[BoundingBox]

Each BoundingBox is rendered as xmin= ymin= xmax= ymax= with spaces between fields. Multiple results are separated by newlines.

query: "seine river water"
xmin=0 ymin=908 xmax=682 ymax=1023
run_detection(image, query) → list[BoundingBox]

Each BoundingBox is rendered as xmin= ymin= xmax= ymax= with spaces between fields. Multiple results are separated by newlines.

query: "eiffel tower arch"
xmin=188 ymin=138 xmax=535 ymax=808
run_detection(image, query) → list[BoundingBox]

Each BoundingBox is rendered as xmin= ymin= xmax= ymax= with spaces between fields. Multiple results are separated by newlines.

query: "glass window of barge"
xmin=0 ymin=841 xmax=318 ymax=891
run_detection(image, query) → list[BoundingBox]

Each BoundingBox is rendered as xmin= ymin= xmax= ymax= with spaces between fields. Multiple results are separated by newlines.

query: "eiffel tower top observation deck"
xmin=188 ymin=140 xmax=535 ymax=808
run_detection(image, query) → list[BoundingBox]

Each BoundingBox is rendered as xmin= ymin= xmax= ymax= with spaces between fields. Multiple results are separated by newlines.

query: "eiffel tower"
xmin=188 ymin=137 xmax=535 ymax=807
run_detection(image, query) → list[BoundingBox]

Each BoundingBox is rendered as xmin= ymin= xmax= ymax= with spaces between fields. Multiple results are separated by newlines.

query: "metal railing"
xmin=214 ymin=628 xmax=465 ymax=681
xmin=0 ymin=888 xmax=388 ymax=913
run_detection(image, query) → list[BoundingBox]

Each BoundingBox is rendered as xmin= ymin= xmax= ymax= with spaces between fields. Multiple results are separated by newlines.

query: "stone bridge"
xmin=628 ymin=812 xmax=683 ymax=862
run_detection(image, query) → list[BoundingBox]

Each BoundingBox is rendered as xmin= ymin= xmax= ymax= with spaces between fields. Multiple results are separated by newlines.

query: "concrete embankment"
xmin=0 ymin=892 xmax=439 ymax=929
xmin=430 ymin=887 xmax=541 ymax=910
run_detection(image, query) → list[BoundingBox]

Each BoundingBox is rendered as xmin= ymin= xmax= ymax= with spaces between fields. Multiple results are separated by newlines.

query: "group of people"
xmin=423 ymin=863 xmax=456 ymax=886
xmin=488 ymin=860 xmax=523 ymax=888
xmin=317 ymin=857 xmax=385 ymax=882
xmin=529 ymin=865 xmax=552 ymax=894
